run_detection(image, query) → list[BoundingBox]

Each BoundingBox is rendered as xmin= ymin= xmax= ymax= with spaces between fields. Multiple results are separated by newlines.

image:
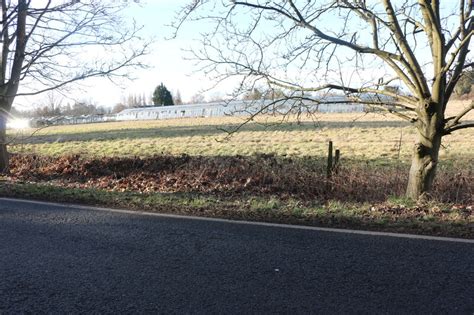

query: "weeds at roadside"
xmin=7 ymin=153 xmax=473 ymax=205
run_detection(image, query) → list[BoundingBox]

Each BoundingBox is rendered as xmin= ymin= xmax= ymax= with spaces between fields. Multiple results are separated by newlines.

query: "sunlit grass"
xmin=8 ymin=100 xmax=474 ymax=162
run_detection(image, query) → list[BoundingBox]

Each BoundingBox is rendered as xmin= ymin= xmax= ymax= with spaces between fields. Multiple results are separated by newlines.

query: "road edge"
xmin=1 ymin=197 xmax=473 ymax=244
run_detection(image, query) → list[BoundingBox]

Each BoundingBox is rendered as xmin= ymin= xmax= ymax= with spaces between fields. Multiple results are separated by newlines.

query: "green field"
xmin=8 ymin=101 xmax=474 ymax=162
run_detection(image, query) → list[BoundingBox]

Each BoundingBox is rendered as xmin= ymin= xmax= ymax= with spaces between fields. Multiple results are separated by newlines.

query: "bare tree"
xmin=174 ymin=89 xmax=183 ymax=105
xmin=0 ymin=0 xmax=148 ymax=172
xmin=242 ymin=88 xmax=263 ymax=101
xmin=36 ymin=91 xmax=63 ymax=117
xmin=190 ymin=93 xmax=205 ymax=104
xmin=176 ymin=0 xmax=473 ymax=200
xmin=112 ymin=102 xmax=127 ymax=114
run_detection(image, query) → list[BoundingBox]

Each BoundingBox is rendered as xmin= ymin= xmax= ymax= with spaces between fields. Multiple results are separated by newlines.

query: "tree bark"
xmin=406 ymin=105 xmax=443 ymax=200
xmin=0 ymin=112 xmax=8 ymax=173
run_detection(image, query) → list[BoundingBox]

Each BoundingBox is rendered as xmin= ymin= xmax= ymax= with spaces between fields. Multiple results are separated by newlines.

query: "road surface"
xmin=0 ymin=198 xmax=473 ymax=313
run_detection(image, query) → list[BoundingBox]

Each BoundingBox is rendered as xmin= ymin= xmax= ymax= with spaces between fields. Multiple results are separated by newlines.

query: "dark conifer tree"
xmin=152 ymin=83 xmax=174 ymax=106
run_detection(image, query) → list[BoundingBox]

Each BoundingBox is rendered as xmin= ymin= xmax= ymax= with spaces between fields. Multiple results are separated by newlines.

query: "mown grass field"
xmin=8 ymin=100 xmax=474 ymax=162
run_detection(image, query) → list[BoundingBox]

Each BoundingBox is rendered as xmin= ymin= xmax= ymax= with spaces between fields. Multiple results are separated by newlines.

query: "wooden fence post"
xmin=327 ymin=141 xmax=333 ymax=179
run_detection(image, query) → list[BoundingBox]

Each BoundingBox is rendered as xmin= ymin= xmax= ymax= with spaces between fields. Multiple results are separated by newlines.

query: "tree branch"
xmin=444 ymin=122 xmax=474 ymax=134
xmin=382 ymin=0 xmax=430 ymax=98
xmin=445 ymin=101 xmax=474 ymax=129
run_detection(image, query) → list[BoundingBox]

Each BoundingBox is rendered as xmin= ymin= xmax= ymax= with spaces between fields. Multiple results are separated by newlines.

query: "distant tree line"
xmin=14 ymin=101 xmax=110 ymax=119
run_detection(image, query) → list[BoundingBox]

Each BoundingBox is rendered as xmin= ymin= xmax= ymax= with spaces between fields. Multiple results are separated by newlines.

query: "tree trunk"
xmin=406 ymin=110 xmax=443 ymax=200
xmin=0 ymin=113 xmax=9 ymax=174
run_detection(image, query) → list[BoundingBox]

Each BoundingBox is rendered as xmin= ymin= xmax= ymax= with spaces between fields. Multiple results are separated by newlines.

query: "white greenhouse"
xmin=115 ymin=98 xmax=367 ymax=122
xmin=16 ymin=97 xmax=374 ymax=128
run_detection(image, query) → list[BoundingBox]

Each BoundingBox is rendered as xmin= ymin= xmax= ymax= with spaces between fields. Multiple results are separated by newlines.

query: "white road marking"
xmin=1 ymin=197 xmax=473 ymax=244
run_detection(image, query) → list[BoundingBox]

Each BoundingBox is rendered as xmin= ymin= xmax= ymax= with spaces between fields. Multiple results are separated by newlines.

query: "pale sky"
xmin=13 ymin=1 xmax=459 ymax=110
xmin=15 ymin=0 xmax=223 ymax=110
xmin=112 ymin=0 xmax=218 ymax=104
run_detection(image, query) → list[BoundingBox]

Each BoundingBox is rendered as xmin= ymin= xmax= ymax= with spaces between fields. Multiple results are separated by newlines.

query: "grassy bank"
xmin=2 ymin=153 xmax=473 ymax=238
xmin=0 ymin=181 xmax=472 ymax=238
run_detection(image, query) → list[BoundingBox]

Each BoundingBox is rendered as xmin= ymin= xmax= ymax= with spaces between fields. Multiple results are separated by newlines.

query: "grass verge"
xmin=0 ymin=180 xmax=472 ymax=239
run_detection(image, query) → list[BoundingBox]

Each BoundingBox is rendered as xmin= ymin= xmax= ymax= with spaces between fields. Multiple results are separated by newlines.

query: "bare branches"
xmin=445 ymin=18 xmax=473 ymax=101
xmin=177 ymin=0 xmax=473 ymax=133
xmin=14 ymin=41 xmax=148 ymax=97
xmin=445 ymin=122 xmax=474 ymax=134
xmin=382 ymin=0 xmax=429 ymax=98
xmin=0 ymin=1 xmax=148 ymax=110
xmin=264 ymin=78 xmax=417 ymax=108
xmin=444 ymin=100 xmax=474 ymax=134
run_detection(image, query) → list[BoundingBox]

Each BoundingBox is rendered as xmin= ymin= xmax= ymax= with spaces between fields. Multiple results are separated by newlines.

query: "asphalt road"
xmin=0 ymin=198 xmax=473 ymax=314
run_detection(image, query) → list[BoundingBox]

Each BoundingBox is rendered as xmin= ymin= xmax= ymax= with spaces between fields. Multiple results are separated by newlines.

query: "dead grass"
xmin=7 ymin=100 xmax=474 ymax=161
xmin=8 ymin=153 xmax=473 ymax=204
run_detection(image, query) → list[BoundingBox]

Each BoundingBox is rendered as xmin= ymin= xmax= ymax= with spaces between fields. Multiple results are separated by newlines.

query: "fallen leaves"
xmin=7 ymin=153 xmax=474 ymax=206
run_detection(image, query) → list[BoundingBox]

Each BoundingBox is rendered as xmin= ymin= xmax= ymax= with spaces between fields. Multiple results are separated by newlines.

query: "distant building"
xmin=29 ymin=114 xmax=116 ymax=127
xmin=115 ymin=98 xmax=367 ymax=121
xmin=14 ymin=98 xmax=373 ymax=127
